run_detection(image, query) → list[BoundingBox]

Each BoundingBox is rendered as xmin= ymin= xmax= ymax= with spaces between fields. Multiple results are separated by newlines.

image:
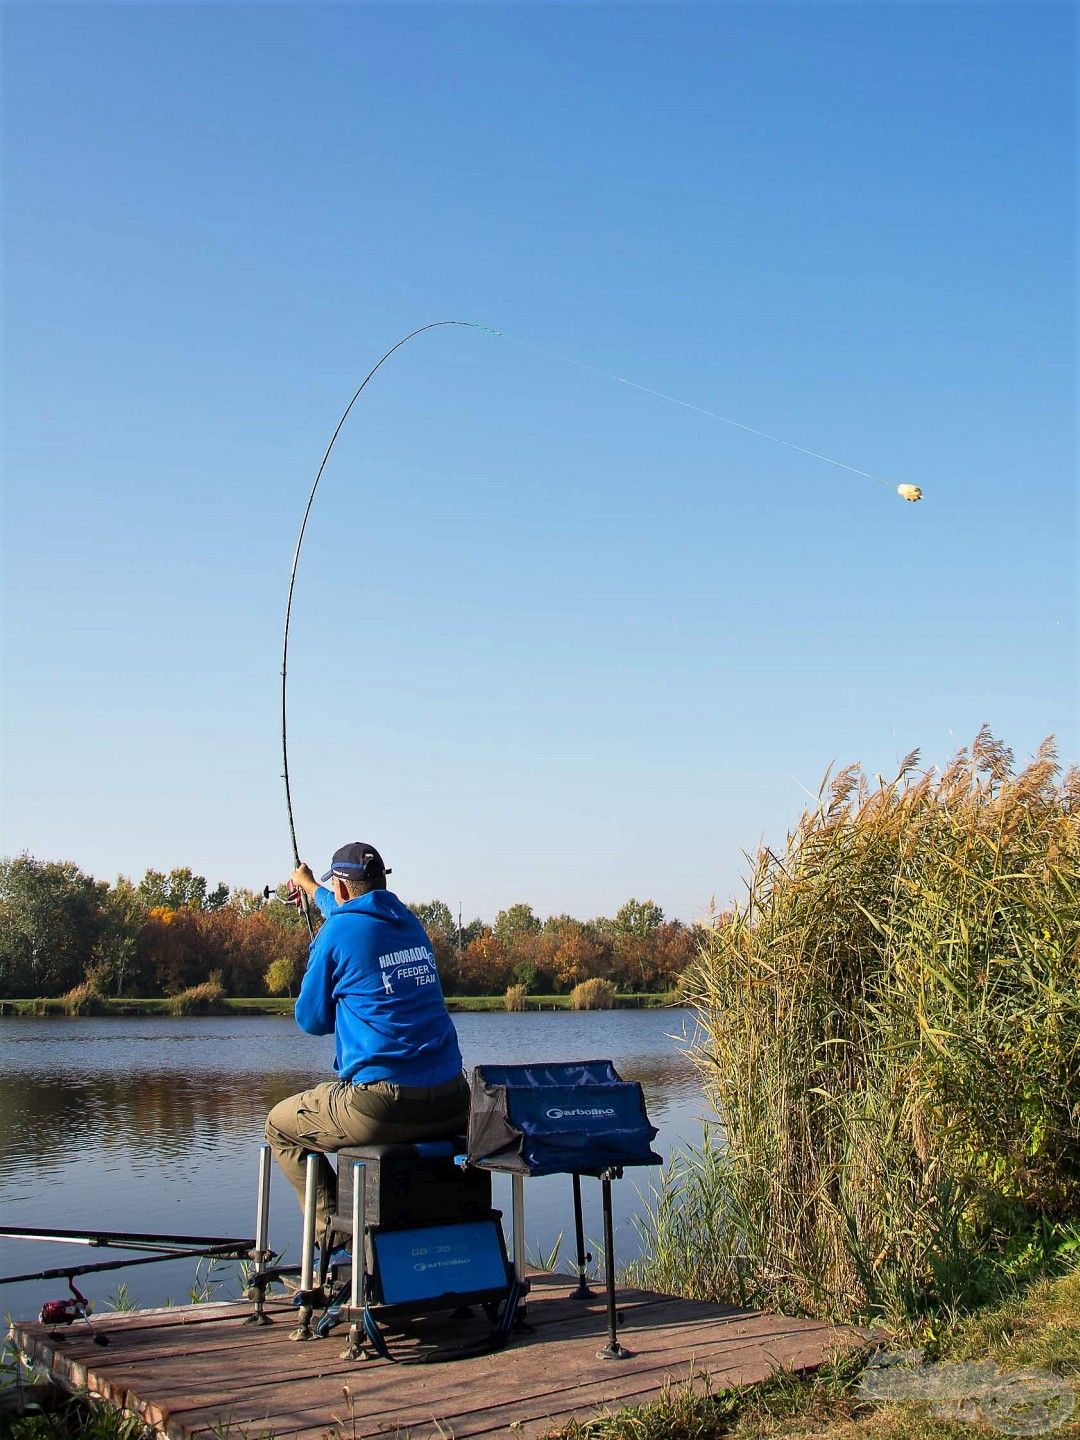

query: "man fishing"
xmin=265 ymin=842 xmax=469 ymax=1232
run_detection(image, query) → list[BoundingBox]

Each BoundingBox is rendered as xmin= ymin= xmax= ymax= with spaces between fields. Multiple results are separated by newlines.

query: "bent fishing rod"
xmin=280 ymin=320 xmax=924 ymax=932
xmin=280 ymin=322 xmax=494 ymax=937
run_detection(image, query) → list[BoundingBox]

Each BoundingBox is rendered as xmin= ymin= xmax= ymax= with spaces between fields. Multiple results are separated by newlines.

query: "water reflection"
xmin=0 ymin=1011 xmax=708 ymax=1316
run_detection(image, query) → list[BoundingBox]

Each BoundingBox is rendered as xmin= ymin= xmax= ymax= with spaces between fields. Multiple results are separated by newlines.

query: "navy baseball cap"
xmin=320 ymin=842 xmax=390 ymax=883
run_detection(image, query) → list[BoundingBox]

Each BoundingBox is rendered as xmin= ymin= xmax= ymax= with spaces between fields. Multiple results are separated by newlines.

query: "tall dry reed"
xmin=645 ymin=731 xmax=1079 ymax=1321
xmin=504 ymin=983 xmax=528 ymax=1011
xmin=571 ymin=977 xmax=618 ymax=1010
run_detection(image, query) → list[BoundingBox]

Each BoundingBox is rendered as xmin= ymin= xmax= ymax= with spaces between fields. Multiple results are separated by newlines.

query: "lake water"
xmin=0 ymin=1010 xmax=708 ymax=1318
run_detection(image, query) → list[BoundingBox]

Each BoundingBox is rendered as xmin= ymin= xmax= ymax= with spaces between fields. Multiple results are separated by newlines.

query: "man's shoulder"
xmin=323 ymin=897 xmax=428 ymax=949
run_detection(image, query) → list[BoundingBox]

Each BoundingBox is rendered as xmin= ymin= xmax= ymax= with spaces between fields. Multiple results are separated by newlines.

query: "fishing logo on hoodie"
xmin=378 ymin=944 xmax=438 ymax=995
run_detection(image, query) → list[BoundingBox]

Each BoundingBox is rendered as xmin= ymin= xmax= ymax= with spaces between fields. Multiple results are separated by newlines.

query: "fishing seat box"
xmin=333 ymin=1139 xmax=491 ymax=1234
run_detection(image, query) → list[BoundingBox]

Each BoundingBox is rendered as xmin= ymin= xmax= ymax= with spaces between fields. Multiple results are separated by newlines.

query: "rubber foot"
xmin=339 ymin=1344 xmax=366 ymax=1361
xmin=242 ymin=1312 xmax=273 ymax=1327
xmin=289 ymin=1326 xmax=315 ymax=1342
xmin=598 ymin=1342 xmax=634 ymax=1360
xmin=570 ymin=1282 xmax=596 ymax=1301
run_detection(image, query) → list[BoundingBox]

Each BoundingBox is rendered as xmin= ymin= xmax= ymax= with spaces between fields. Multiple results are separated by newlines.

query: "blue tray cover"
xmin=467 ymin=1060 xmax=661 ymax=1175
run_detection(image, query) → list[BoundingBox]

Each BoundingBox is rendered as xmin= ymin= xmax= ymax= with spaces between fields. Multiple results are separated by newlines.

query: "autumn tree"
xmin=461 ymin=930 xmax=513 ymax=994
xmin=613 ymin=898 xmax=665 ymax=938
xmin=652 ymin=920 xmax=699 ymax=989
xmin=265 ymin=953 xmax=302 ymax=998
xmin=610 ymin=898 xmax=667 ymax=990
xmin=137 ymin=907 xmax=198 ymax=994
xmin=0 ymin=855 xmax=108 ymax=997
xmin=412 ymin=900 xmax=455 ymax=936
xmin=229 ymin=887 xmax=269 ymax=916
xmin=137 ymin=868 xmax=230 ymax=912
xmin=526 ymin=915 xmax=611 ymax=992
xmin=493 ymin=903 xmax=541 ymax=946
xmin=94 ymin=876 xmax=148 ymax=995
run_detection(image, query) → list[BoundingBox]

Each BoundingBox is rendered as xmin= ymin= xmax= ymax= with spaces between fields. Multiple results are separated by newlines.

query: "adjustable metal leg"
xmin=341 ymin=1160 xmax=366 ymax=1361
xmin=511 ymin=1173 xmax=526 ymax=1285
xmin=597 ymin=1170 xmax=631 ymax=1359
xmin=244 ymin=1143 xmax=274 ymax=1325
xmin=318 ymin=1215 xmax=334 ymax=1290
xmin=570 ymin=1173 xmax=595 ymax=1300
xmin=291 ymin=1152 xmax=319 ymax=1341
xmin=510 ymin=1173 xmax=530 ymax=1330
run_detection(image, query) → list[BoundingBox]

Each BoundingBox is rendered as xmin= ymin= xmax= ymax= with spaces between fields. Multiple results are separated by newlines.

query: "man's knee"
xmin=265 ymin=1095 xmax=301 ymax=1150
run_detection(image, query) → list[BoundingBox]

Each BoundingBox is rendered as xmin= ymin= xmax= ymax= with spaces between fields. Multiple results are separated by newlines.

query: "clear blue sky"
xmin=2 ymin=2 xmax=1075 ymax=922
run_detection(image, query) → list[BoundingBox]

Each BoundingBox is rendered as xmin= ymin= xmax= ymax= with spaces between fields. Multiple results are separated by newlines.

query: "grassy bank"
xmin=447 ymin=991 xmax=676 ymax=1012
xmin=0 ymin=991 xmax=677 ymax=1017
xmin=0 ymin=995 xmax=296 ymax=1017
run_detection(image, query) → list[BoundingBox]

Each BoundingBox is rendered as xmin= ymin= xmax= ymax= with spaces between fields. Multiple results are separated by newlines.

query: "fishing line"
xmin=489 ymin=327 xmax=898 ymax=490
xmin=281 ymin=318 xmax=920 ymax=919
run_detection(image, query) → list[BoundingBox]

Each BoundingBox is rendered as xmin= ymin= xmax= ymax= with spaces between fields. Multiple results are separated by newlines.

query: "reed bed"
xmin=571 ymin=977 xmax=618 ymax=1010
xmin=504 ymin=983 xmax=528 ymax=1011
xmin=59 ymin=981 xmax=110 ymax=1015
xmin=634 ymin=730 xmax=1079 ymax=1322
xmin=168 ymin=975 xmax=227 ymax=1015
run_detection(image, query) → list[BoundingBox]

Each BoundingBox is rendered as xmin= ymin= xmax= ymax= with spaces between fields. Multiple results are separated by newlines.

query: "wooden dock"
xmin=9 ymin=1272 xmax=871 ymax=1438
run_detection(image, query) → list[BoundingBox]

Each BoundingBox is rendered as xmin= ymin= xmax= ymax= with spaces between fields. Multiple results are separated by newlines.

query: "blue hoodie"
xmin=294 ymin=887 xmax=463 ymax=1087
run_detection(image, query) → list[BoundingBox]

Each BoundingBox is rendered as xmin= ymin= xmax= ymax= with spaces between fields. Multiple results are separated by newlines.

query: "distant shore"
xmin=0 ymin=992 xmax=678 ymax=1017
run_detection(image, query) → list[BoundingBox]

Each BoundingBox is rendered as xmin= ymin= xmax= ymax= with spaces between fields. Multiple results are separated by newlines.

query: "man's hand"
xmin=291 ymin=863 xmax=318 ymax=898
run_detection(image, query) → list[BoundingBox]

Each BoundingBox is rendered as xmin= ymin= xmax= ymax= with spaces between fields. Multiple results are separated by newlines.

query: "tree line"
xmin=0 ymin=854 xmax=701 ymax=1000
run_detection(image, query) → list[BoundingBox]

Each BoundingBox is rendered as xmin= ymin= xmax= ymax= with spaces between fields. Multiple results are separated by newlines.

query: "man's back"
xmin=296 ymin=888 xmax=463 ymax=1088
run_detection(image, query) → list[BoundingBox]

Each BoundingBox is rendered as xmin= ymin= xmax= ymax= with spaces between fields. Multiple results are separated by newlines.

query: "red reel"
xmin=40 ymin=1298 xmax=87 ymax=1325
xmin=40 ymin=1279 xmax=91 ymax=1327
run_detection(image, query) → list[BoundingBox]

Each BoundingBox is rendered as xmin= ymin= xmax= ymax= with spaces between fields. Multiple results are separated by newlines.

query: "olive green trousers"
xmin=264 ymin=1074 xmax=470 ymax=1230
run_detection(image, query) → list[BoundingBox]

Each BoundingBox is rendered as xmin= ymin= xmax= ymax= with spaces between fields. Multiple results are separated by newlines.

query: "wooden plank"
xmin=323 ymin=1317 xmax=860 ymax=1437
xmin=518 ymin=1271 xmax=753 ymax=1328
xmin=16 ymin=1302 xmax=854 ymax=1418
xmin=357 ymin=1327 xmax=860 ymax=1440
xmin=11 ymin=1313 xmax=303 ymax=1381
xmin=180 ymin=1332 xmax=853 ymax=1440
xmin=168 ymin=1303 xmax=826 ymax=1423
xmin=16 ymin=1310 xmax=293 ymax=1355
xmin=173 ymin=1316 xmax=865 ymax=1438
xmin=97 ymin=1319 xmax=813 ymax=1438
xmin=453 ymin=1333 xmax=861 ymax=1439
xmin=13 ymin=1299 xmax=292 ymax=1342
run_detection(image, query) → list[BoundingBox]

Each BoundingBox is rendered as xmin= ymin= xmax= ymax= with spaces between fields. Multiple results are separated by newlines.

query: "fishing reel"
xmin=40 ymin=1296 xmax=87 ymax=1325
xmin=263 ymin=883 xmax=305 ymax=910
xmin=39 ymin=1278 xmax=108 ymax=1344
